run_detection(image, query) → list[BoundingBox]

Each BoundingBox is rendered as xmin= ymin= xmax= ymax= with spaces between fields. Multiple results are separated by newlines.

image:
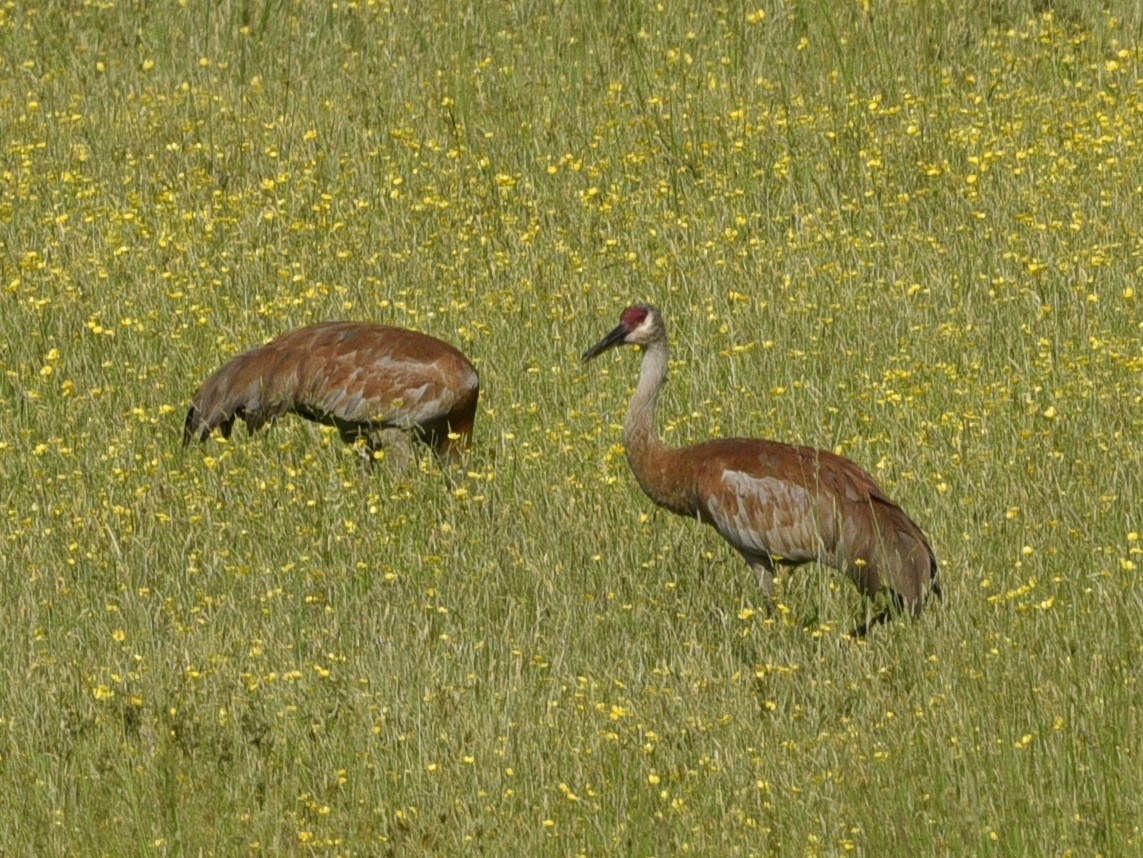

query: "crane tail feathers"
xmin=929 ymin=551 xmax=943 ymax=601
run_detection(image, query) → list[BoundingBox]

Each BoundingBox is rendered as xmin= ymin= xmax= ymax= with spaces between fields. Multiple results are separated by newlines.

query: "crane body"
xmin=583 ymin=303 xmax=940 ymax=634
xmin=184 ymin=321 xmax=479 ymax=464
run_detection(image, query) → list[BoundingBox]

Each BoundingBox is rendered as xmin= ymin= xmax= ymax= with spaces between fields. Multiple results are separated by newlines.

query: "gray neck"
xmin=622 ymin=336 xmax=698 ymax=518
xmin=624 ymin=337 xmax=669 ymax=455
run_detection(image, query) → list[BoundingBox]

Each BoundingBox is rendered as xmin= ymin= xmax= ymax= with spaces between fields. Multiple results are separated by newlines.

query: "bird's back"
xmin=184 ymin=322 xmax=479 ymax=447
xmin=686 ymin=437 xmax=938 ymax=606
xmin=284 ymin=322 xmax=477 ymax=429
xmin=686 ymin=438 xmax=864 ymax=559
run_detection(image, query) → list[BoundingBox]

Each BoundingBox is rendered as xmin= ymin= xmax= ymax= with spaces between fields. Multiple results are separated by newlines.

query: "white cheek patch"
xmin=630 ymin=314 xmax=656 ymax=339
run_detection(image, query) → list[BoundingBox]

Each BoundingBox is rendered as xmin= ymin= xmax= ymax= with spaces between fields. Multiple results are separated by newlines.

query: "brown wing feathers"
xmin=183 ymin=322 xmax=479 ymax=455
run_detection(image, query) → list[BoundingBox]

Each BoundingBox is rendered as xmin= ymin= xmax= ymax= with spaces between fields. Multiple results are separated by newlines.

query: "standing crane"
xmin=184 ymin=321 xmax=479 ymax=466
xmin=582 ymin=304 xmax=941 ymax=635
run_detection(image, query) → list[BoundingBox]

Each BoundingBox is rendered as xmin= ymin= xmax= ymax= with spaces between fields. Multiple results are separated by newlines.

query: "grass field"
xmin=2 ymin=0 xmax=1142 ymax=853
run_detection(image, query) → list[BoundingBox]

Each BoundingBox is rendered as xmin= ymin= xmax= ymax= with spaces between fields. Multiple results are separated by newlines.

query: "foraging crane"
xmin=582 ymin=304 xmax=940 ymax=635
xmin=184 ymin=321 xmax=479 ymax=465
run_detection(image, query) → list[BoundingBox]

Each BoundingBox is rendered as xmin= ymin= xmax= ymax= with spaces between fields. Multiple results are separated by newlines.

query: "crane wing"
xmin=184 ymin=321 xmax=479 ymax=448
xmin=694 ymin=439 xmax=908 ymax=568
xmin=295 ymin=346 xmax=476 ymax=429
xmin=703 ymin=469 xmax=828 ymax=564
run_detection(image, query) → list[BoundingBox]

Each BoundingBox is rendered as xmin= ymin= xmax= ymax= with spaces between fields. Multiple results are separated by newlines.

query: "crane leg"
xmin=748 ymin=557 xmax=776 ymax=612
xmin=367 ymin=428 xmax=415 ymax=471
xmin=849 ymin=593 xmax=905 ymax=639
xmin=337 ymin=424 xmax=416 ymax=471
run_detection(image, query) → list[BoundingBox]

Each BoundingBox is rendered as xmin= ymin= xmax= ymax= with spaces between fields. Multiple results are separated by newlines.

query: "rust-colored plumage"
xmin=582 ymin=304 xmax=940 ymax=635
xmin=184 ymin=321 xmax=479 ymax=463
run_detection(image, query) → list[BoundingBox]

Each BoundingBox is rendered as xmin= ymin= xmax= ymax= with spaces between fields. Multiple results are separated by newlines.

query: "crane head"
xmin=581 ymin=304 xmax=663 ymax=362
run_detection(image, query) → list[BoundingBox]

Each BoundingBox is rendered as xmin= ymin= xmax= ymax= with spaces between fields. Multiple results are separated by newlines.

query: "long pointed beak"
xmin=581 ymin=323 xmax=629 ymax=362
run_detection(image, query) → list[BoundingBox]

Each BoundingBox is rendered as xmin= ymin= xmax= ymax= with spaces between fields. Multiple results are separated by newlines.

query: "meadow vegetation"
xmin=1 ymin=0 xmax=1142 ymax=853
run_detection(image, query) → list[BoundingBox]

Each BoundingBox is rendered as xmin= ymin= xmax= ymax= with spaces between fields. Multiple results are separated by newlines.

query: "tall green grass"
xmin=2 ymin=0 xmax=1141 ymax=853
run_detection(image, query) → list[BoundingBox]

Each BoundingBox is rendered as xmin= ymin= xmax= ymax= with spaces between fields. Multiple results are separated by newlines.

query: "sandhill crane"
xmin=184 ymin=321 xmax=479 ymax=466
xmin=582 ymin=303 xmax=941 ymax=635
